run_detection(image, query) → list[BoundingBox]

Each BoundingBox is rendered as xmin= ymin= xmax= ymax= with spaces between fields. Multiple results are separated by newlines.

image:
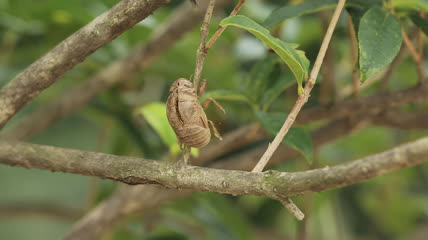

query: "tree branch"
xmin=372 ymin=109 xmax=428 ymax=129
xmin=61 ymin=112 xmax=428 ymax=240
xmin=1 ymin=0 xmax=231 ymax=141
xmin=0 ymin=203 xmax=81 ymax=221
xmin=1 ymin=136 xmax=427 ymax=201
xmin=0 ymin=0 xmax=170 ymax=129
xmin=297 ymin=86 xmax=428 ymax=125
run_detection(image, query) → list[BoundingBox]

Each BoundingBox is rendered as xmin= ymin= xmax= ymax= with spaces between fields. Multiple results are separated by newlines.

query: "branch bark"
xmin=0 ymin=203 xmax=81 ymax=221
xmin=1 ymin=0 xmax=230 ymax=141
xmin=60 ymin=112 xmax=428 ymax=240
xmin=297 ymin=86 xmax=428 ymax=125
xmin=372 ymin=110 xmax=428 ymax=129
xmin=1 ymin=136 xmax=427 ymax=202
xmin=0 ymin=0 xmax=170 ymax=129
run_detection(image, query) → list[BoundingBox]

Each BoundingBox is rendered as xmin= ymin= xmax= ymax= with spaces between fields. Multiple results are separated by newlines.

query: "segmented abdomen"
xmin=166 ymin=78 xmax=211 ymax=148
xmin=175 ymin=124 xmax=211 ymax=148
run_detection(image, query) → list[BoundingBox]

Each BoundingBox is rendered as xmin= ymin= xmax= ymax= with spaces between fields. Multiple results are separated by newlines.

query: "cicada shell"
xmin=166 ymin=78 xmax=223 ymax=148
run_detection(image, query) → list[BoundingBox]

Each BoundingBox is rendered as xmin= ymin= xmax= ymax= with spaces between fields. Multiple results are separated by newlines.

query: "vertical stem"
xmin=193 ymin=0 xmax=216 ymax=90
xmin=205 ymin=0 xmax=247 ymax=49
xmin=251 ymin=0 xmax=347 ymax=173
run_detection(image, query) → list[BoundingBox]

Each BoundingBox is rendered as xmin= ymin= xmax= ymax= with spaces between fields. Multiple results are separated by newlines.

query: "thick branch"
xmin=1 ymin=137 xmax=427 ymax=200
xmin=372 ymin=110 xmax=428 ymax=129
xmin=297 ymin=86 xmax=428 ymax=125
xmin=64 ymin=185 xmax=189 ymax=240
xmin=1 ymin=0 xmax=230 ymax=141
xmin=0 ymin=0 xmax=170 ymax=129
xmin=62 ymin=112 xmax=427 ymax=240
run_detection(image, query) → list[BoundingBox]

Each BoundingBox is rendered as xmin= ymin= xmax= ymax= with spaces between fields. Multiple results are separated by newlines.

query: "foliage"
xmin=0 ymin=0 xmax=428 ymax=240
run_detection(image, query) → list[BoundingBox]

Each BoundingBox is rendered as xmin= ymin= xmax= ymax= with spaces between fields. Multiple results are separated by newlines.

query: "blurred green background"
xmin=1 ymin=0 xmax=428 ymax=239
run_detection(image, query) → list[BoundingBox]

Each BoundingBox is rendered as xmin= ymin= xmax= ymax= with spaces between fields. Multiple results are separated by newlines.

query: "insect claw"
xmin=202 ymin=97 xmax=226 ymax=114
xmin=208 ymin=120 xmax=222 ymax=141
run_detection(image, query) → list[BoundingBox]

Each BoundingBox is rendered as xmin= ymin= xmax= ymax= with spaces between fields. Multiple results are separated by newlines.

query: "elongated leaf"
xmin=136 ymin=102 xmax=198 ymax=156
xmin=220 ymin=15 xmax=309 ymax=94
xmin=390 ymin=0 xmax=428 ymax=12
xmin=261 ymin=73 xmax=295 ymax=111
xmin=256 ymin=111 xmax=313 ymax=164
xmin=264 ymin=0 xmax=382 ymax=27
xmin=411 ymin=14 xmax=428 ymax=36
xmin=264 ymin=0 xmax=337 ymax=27
xmin=246 ymin=54 xmax=279 ymax=103
xmin=358 ymin=7 xmax=402 ymax=82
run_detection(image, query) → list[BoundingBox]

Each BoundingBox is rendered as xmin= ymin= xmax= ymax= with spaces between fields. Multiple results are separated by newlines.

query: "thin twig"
xmin=347 ymin=14 xmax=360 ymax=97
xmin=401 ymin=28 xmax=425 ymax=84
xmin=279 ymin=198 xmax=305 ymax=221
xmin=181 ymin=0 xmax=217 ymax=164
xmin=251 ymin=0 xmax=347 ymax=173
xmin=193 ymin=0 xmax=216 ymax=89
xmin=250 ymin=0 xmax=345 ymax=220
xmin=205 ymin=0 xmax=247 ymax=50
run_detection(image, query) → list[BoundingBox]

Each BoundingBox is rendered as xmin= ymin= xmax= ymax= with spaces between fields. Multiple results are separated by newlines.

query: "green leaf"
xmin=135 ymin=102 xmax=198 ymax=156
xmin=264 ymin=0 xmax=382 ymax=27
xmin=358 ymin=7 xmax=402 ymax=82
xmin=389 ymin=0 xmax=428 ymax=12
xmin=220 ymin=15 xmax=309 ymax=94
xmin=411 ymin=14 xmax=428 ymax=36
xmin=261 ymin=73 xmax=295 ymax=111
xmin=256 ymin=111 xmax=313 ymax=164
xmin=264 ymin=0 xmax=337 ymax=27
xmin=245 ymin=54 xmax=279 ymax=103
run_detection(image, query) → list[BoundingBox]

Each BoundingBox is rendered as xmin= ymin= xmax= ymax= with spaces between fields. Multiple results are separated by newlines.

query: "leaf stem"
xmin=193 ymin=0 xmax=247 ymax=90
xmin=205 ymin=0 xmax=246 ymax=50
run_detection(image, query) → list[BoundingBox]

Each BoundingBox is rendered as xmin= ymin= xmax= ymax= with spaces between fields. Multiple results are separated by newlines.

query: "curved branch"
xmin=1 ymin=137 xmax=427 ymax=200
xmin=0 ymin=0 xmax=170 ymax=129
xmin=61 ymin=112 xmax=428 ymax=240
xmin=297 ymin=86 xmax=428 ymax=125
xmin=372 ymin=110 xmax=428 ymax=129
xmin=0 ymin=203 xmax=81 ymax=221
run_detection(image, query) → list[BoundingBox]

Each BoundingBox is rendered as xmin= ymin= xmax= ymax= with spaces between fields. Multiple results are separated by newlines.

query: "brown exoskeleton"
xmin=166 ymin=78 xmax=225 ymax=148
